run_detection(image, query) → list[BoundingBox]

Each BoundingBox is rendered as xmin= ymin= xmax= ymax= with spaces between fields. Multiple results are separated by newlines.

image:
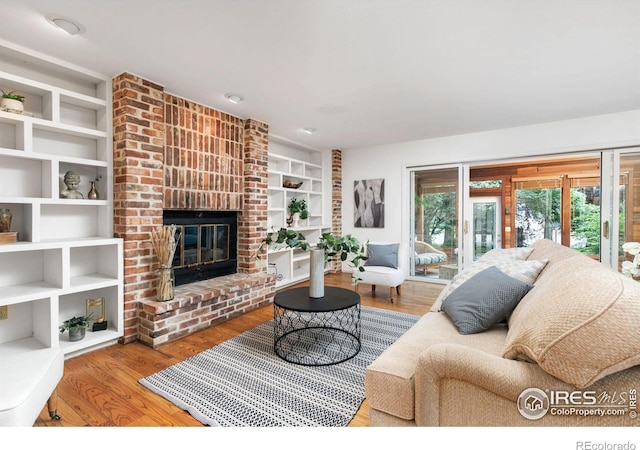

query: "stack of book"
xmin=0 ymin=232 xmax=18 ymax=244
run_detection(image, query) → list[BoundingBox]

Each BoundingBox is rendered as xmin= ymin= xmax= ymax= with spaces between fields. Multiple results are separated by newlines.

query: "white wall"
xmin=341 ymin=110 xmax=640 ymax=257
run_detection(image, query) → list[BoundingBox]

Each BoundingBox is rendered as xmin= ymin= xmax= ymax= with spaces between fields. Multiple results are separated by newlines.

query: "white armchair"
xmin=354 ymin=242 xmax=408 ymax=303
xmin=0 ymin=341 xmax=64 ymax=426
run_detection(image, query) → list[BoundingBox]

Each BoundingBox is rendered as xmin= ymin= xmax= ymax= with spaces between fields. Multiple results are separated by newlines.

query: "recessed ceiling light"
xmin=302 ymin=128 xmax=316 ymax=135
xmin=224 ymin=93 xmax=243 ymax=104
xmin=45 ymin=14 xmax=84 ymax=35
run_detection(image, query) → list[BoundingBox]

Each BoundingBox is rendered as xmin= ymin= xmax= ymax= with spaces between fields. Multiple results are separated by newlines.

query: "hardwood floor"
xmin=35 ymin=272 xmax=444 ymax=427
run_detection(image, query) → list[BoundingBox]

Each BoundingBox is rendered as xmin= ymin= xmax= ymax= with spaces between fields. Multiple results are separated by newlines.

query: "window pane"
xmin=515 ymin=187 xmax=561 ymax=247
xmin=619 ymin=153 xmax=640 ymax=274
xmin=570 ymin=185 xmax=600 ymax=256
xmin=413 ymin=167 xmax=458 ymax=280
xmin=473 ymin=201 xmax=497 ymax=260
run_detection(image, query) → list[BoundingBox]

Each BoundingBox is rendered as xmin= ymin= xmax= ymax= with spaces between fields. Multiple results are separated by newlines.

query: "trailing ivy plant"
xmin=257 ymin=228 xmax=367 ymax=283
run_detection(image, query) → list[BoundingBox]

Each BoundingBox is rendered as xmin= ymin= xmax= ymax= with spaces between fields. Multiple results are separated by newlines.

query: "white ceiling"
xmin=1 ymin=0 xmax=639 ymax=151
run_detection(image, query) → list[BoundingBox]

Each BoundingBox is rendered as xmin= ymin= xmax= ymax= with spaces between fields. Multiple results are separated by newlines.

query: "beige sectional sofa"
xmin=365 ymin=239 xmax=640 ymax=426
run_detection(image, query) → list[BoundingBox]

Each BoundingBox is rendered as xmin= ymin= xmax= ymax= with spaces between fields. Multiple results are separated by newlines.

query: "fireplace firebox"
xmin=163 ymin=210 xmax=238 ymax=286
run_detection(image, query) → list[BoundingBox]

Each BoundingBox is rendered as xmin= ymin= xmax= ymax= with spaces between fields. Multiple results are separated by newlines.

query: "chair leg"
xmin=396 ymin=285 xmax=401 ymax=295
xmin=47 ymin=388 xmax=61 ymax=421
xmin=389 ymin=287 xmax=394 ymax=303
xmin=371 ymin=285 xmax=376 ymax=292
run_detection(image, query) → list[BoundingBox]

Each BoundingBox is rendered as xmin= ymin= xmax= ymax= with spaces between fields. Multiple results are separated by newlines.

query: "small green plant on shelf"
xmin=288 ymin=198 xmax=309 ymax=220
xmin=59 ymin=314 xmax=94 ymax=333
xmin=1 ymin=90 xmax=25 ymax=102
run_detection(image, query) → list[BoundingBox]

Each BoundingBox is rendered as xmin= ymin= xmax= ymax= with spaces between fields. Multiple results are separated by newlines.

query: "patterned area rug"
xmin=139 ymin=306 xmax=419 ymax=427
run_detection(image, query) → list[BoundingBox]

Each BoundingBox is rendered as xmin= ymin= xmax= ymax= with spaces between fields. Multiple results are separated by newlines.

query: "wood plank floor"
xmin=35 ymin=272 xmax=444 ymax=427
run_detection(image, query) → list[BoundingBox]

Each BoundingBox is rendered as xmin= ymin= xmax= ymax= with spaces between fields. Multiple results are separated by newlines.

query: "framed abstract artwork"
xmin=354 ymin=178 xmax=384 ymax=228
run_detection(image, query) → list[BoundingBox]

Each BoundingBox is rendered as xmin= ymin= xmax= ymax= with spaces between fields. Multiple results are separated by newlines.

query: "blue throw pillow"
xmin=441 ymin=265 xmax=533 ymax=335
xmin=365 ymin=243 xmax=399 ymax=269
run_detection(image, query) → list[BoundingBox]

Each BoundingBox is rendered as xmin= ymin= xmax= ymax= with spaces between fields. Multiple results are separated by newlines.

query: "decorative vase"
xmin=309 ymin=248 xmax=325 ymax=298
xmin=87 ymin=181 xmax=99 ymax=200
xmin=0 ymin=98 xmax=24 ymax=113
xmin=68 ymin=327 xmax=86 ymax=342
xmin=157 ymin=266 xmax=175 ymax=301
xmin=292 ymin=212 xmax=300 ymax=228
xmin=0 ymin=208 xmax=12 ymax=232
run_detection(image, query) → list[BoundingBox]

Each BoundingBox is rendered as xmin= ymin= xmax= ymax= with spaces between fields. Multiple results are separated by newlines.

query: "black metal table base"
xmin=273 ymin=303 xmax=361 ymax=366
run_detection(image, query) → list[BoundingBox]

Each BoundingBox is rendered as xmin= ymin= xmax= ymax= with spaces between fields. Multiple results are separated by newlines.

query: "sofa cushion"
xmin=441 ymin=266 xmax=533 ymax=335
xmin=503 ymin=257 xmax=640 ymax=389
xmin=442 ymin=258 xmax=547 ymax=301
xmin=366 ymin=243 xmax=399 ymax=269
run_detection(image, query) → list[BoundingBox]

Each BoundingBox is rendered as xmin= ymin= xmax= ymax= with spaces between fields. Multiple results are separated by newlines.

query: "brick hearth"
xmin=112 ymin=73 xmax=273 ymax=348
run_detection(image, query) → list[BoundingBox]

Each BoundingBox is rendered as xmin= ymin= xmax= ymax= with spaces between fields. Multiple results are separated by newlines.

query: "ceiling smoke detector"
xmin=224 ymin=93 xmax=243 ymax=104
xmin=45 ymin=15 xmax=85 ymax=35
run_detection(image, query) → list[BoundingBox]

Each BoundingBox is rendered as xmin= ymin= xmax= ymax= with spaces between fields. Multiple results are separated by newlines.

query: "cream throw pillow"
xmin=503 ymin=258 xmax=640 ymax=389
xmin=478 ymin=247 xmax=534 ymax=262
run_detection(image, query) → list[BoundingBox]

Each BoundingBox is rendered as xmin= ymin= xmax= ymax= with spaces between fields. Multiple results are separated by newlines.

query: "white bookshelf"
xmin=0 ymin=40 xmax=122 ymax=357
xmin=267 ymin=150 xmax=328 ymax=288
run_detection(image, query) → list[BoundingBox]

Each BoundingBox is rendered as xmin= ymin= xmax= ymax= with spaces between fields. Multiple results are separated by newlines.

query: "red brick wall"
xmin=113 ymin=73 xmax=272 ymax=346
xmin=164 ymin=94 xmax=244 ymax=210
xmin=113 ymin=73 xmax=165 ymax=344
xmin=330 ymin=149 xmax=343 ymax=272
xmin=238 ymin=119 xmax=269 ymax=274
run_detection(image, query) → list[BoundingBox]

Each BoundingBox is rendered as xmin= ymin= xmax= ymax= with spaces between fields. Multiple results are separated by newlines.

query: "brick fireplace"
xmin=112 ymin=73 xmax=274 ymax=348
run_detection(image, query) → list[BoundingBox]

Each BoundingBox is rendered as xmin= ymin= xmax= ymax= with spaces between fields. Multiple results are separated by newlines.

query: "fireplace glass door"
xmin=175 ymin=224 xmax=230 ymax=268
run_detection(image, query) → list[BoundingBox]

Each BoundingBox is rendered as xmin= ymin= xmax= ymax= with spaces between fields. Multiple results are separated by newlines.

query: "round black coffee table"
xmin=273 ymin=286 xmax=361 ymax=366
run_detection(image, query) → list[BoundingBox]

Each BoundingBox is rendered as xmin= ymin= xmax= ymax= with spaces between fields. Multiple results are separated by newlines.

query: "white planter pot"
xmin=309 ymin=248 xmax=325 ymax=298
xmin=292 ymin=212 xmax=300 ymax=228
xmin=0 ymin=98 xmax=24 ymax=112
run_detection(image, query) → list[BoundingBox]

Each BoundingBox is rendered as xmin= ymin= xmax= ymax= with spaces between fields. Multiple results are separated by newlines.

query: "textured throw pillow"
xmin=443 ymin=258 xmax=548 ymax=301
xmin=365 ymin=243 xmax=399 ymax=269
xmin=441 ymin=266 xmax=533 ymax=335
xmin=503 ymin=258 xmax=640 ymax=389
xmin=479 ymin=247 xmax=534 ymax=262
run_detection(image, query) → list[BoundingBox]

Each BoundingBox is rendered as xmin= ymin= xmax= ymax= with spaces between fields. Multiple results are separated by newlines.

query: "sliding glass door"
xmin=409 ymin=165 xmax=463 ymax=281
xmin=406 ymin=149 xmax=639 ymax=283
xmin=468 ymin=196 xmax=502 ymax=261
xmin=601 ymin=149 xmax=640 ymax=272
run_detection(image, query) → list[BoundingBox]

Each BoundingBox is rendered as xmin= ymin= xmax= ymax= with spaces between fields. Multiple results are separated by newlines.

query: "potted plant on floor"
xmin=1 ymin=90 xmax=25 ymax=113
xmin=287 ymin=198 xmax=308 ymax=228
xmin=59 ymin=314 xmax=94 ymax=342
xmin=257 ymin=228 xmax=367 ymax=298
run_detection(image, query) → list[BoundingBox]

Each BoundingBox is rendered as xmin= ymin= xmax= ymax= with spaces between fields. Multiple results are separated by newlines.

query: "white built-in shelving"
xmin=0 ymin=39 xmax=122 ymax=357
xmin=267 ymin=147 xmax=328 ymax=288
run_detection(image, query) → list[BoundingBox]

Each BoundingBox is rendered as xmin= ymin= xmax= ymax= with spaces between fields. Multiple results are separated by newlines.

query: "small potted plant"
xmin=1 ymin=89 xmax=25 ymax=113
xmin=288 ymin=198 xmax=309 ymax=227
xmin=59 ymin=314 xmax=94 ymax=342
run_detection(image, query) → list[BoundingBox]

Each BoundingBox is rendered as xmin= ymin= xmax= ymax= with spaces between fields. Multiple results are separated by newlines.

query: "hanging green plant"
xmin=256 ymin=228 xmax=367 ymax=283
